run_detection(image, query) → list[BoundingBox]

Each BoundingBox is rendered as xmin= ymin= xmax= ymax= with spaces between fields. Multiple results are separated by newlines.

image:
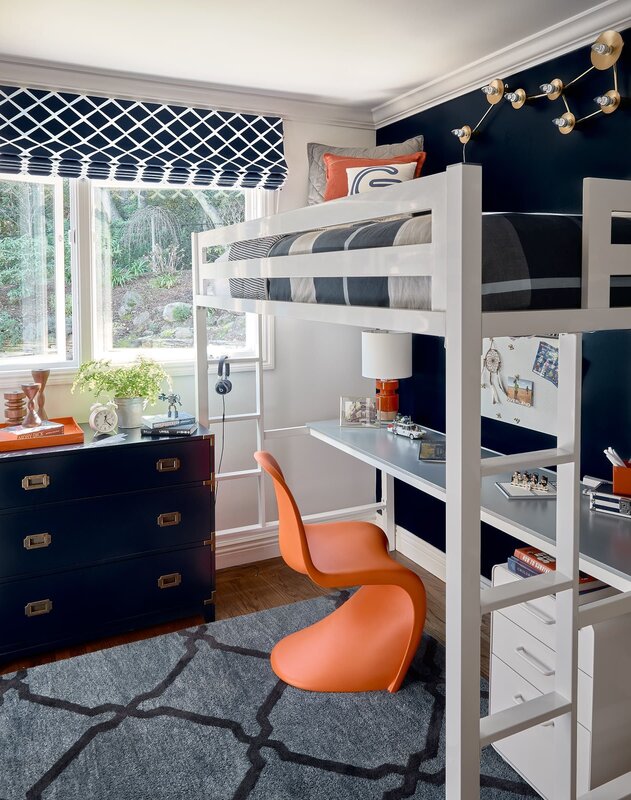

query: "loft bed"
xmin=192 ymin=164 xmax=631 ymax=800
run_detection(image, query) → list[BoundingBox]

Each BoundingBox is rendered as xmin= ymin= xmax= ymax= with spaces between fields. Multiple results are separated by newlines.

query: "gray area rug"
xmin=0 ymin=592 xmax=538 ymax=800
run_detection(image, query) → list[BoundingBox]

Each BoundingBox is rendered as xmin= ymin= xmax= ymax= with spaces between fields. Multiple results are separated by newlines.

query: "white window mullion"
xmin=72 ymin=178 xmax=94 ymax=365
xmin=53 ymin=180 xmax=66 ymax=361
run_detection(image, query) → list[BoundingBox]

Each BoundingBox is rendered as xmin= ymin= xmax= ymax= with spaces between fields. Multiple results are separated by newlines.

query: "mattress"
xmin=205 ymin=213 xmax=631 ymax=312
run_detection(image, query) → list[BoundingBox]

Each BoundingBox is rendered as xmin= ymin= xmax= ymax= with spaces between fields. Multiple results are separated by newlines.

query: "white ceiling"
xmin=0 ymin=0 xmax=618 ymax=109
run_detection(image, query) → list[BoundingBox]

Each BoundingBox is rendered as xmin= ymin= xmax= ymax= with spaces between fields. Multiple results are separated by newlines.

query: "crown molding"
xmin=0 ymin=54 xmax=375 ymax=130
xmin=372 ymin=0 xmax=631 ymax=128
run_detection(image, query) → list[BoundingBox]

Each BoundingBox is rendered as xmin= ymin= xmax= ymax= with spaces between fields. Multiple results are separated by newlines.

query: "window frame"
xmin=0 ymin=174 xmax=274 ymax=386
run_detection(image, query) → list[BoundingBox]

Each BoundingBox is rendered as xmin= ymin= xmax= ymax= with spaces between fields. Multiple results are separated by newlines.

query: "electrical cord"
xmin=214 ymin=394 xmax=226 ymax=508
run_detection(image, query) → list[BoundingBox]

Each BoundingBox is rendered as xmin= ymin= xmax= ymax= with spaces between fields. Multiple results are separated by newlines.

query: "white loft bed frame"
xmin=192 ymin=164 xmax=631 ymax=800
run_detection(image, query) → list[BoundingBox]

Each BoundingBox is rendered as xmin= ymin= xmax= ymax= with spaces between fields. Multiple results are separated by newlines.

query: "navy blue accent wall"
xmin=377 ymin=32 xmax=631 ymax=576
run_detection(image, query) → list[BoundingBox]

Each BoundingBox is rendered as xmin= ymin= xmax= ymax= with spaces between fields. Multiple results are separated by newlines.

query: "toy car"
xmin=388 ymin=416 xmax=426 ymax=440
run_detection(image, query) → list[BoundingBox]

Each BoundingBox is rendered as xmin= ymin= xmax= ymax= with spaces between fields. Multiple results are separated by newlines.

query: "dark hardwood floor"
xmin=0 ymin=554 xmax=490 ymax=678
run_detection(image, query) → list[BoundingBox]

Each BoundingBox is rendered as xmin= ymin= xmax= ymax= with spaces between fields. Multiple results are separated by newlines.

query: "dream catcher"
xmin=481 ymin=339 xmax=508 ymax=404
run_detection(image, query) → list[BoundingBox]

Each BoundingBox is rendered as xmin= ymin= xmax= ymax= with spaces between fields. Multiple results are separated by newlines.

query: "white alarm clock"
xmin=88 ymin=401 xmax=118 ymax=434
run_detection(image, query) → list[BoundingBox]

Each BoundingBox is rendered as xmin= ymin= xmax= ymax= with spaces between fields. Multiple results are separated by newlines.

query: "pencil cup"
xmin=612 ymin=462 xmax=631 ymax=497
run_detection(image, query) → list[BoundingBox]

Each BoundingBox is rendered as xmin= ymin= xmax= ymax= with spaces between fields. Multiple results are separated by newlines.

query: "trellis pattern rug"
xmin=0 ymin=592 xmax=537 ymax=800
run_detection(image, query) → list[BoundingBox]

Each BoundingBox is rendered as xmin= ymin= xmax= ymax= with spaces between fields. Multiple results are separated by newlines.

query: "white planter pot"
xmin=114 ymin=397 xmax=145 ymax=428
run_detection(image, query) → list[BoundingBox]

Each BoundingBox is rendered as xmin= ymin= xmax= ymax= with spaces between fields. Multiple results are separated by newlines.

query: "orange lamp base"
xmin=375 ymin=379 xmax=399 ymax=422
xmin=270 ymin=584 xmax=423 ymax=693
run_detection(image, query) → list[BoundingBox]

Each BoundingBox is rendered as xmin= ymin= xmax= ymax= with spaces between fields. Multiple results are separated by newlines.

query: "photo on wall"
xmin=506 ymin=376 xmax=534 ymax=407
xmin=532 ymin=341 xmax=559 ymax=387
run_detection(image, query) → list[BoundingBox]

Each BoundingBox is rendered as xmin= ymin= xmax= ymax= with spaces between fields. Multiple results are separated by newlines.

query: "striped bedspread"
xmin=206 ymin=213 xmax=631 ymax=311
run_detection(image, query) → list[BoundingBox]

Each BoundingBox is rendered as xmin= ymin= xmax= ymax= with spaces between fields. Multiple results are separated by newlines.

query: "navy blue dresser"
xmin=0 ymin=426 xmax=214 ymax=662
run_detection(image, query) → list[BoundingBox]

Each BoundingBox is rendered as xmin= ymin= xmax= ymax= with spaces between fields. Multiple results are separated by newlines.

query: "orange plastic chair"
xmin=254 ymin=451 xmax=427 ymax=693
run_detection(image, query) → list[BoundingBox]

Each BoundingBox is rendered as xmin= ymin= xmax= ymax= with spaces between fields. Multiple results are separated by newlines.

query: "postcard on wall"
xmin=532 ymin=341 xmax=559 ymax=387
xmin=340 ymin=396 xmax=380 ymax=428
xmin=506 ymin=376 xmax=534 ymax=407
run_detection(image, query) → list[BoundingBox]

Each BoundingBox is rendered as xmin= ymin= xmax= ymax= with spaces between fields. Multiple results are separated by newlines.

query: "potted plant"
xmin=72 ymin=357 xmax=171 ymax=428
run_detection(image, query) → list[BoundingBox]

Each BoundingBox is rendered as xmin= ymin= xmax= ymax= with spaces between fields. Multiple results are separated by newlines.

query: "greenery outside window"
xmin=91 ymin=183 xmax=255 ymax=363
xmin=0 ymin=174 xmax=269 ymax=377
xmin=0 ymin=175 xmax=74 ymax=370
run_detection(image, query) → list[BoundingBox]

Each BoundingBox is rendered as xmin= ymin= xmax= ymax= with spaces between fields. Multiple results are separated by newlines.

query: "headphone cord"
xmin=214 ymin=394 xmax=226 ymax=510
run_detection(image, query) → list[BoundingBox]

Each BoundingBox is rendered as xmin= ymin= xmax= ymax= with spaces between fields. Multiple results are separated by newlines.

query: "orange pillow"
xmin=323 ymin=151 xmax=426 ymax=202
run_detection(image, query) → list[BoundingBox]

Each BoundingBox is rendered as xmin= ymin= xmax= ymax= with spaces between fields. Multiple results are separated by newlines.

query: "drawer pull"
xmin=523 ymin=601 xmax=555 ymax=626
xmin=157 ymin=511 xmax=181 ymax=528
xmin=25 ymin=599 xmax=53 ymax=617
xmin=513 ymin=693 xmax=554 ymax=727
xmin=158 ymin=572 xmax=182 ymax=589
xmin=21 ymin=473 xmax=50 ymax=491
xmin=23 ymin=533 xmax=52 ymax=550
xmin=156 ymin=457 xmax=180 ymax=473
xmin=515 ymin=645 xmax=555 ymax=677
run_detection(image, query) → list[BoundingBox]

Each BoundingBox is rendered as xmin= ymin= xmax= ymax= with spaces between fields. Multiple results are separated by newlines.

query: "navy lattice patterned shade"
xmin=0 ymin=85 xmax=288 ymax=189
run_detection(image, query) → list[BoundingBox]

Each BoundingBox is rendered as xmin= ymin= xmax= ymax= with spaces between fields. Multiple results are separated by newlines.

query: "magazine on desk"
xmin=418 ymin=440 xmax=446 ymax=462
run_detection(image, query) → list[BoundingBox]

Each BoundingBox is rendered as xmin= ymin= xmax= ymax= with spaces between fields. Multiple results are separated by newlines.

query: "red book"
xmin=514 ymin=546 xmax=556 ymax=573
xmin=514 ymin=546 xmax=605 ymax=588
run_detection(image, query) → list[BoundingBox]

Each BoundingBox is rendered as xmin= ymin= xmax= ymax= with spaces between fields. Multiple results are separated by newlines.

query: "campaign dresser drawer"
xmin=0 ymin=436 xmax=212 ymax=509
xmin=490 ymin=655 xmax=591 ymax=799
xmin=0 ymin=545 xmax=212 ymax=655
xmin=0 ymin=484 xmax=212 ymax=580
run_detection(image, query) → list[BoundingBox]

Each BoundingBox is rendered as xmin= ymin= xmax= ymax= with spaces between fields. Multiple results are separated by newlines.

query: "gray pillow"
xmin=306 ymin=135 xmax=424 ymax=205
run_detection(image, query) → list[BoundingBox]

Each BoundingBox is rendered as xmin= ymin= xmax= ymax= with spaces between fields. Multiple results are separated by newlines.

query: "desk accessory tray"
xmin=0 ymin=417 xmax=84 ymax=452
xmin=495 ymin=481 xmax=557 ymax=500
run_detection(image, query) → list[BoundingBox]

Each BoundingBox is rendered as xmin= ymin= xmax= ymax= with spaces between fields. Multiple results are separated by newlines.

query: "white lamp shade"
xmin=361 ymin=331 xmax=413 ymax=380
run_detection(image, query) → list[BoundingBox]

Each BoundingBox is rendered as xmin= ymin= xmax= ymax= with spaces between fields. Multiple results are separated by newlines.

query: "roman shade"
xmin=0 ymin=85 xmax=288 ymax=189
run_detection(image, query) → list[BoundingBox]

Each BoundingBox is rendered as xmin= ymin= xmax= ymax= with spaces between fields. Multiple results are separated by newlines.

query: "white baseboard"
xmin=395 ymin=524 xmax=491 ymax=589
xmin=396 ymin=525 xmax=447 ymax=581
xmin=216 ymin=508 xmax=377 ymax=569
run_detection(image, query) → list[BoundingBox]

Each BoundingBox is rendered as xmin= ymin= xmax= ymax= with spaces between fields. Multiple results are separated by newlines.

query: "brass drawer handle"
xmin=21 ymin=473 xmax=50 ymax=491
xmin=156 ymin=457 xmax=180 ymax=473
xmin=158 ymin=572 xmax=182 ymax=589
xmin=24 ymin=533 xmax=52 ymax=550
xmin=25 ymin=599 xmax=53 ymax=617
xmin=157 ymin=511 xmax=181 ymax=527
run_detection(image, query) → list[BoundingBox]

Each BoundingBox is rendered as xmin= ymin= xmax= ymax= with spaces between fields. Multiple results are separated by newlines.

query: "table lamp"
xmin=361 ymin=330 xmax=412 ymax=422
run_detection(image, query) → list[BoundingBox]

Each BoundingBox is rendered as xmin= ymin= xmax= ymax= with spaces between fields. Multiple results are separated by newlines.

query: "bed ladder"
xmin=443 ymin=164 xmax=588 ymax=800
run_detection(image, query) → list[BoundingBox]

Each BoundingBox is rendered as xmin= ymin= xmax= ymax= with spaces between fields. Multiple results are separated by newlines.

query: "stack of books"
xmin=2 ymin=420 xmax=64 ymax=440
xmin=140 ymin=412 xmax=197 ymax=438
xmin=508 ymin=546 xmax=606 ymax=595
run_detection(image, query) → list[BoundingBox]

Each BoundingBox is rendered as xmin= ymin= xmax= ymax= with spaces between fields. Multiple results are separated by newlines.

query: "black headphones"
xmin=215 ymin=356 xmax=232 ymax=395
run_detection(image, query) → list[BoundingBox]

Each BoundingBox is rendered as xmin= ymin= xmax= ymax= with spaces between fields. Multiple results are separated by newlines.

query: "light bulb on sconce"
xmin=505 ymin=89 xmax=526 ymax=109
xmin=593 ymin=90 xmax=620 ymax=113
xmin=480 ymin=78 xmax=505 ymax=105
xmin=540 ymin=79 xmax=564 ymax=100
xmin=451 ymin=125 xmax=472 ymax=144
xmin=592 ymin=42 xmax=614 ymax=56
xmin=590 ymin=31 xmax=623 ymax=69
xmin=552 ymin=112 xmax=576 ymax=134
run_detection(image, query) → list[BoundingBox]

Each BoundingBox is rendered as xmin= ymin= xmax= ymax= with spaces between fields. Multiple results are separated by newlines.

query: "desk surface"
xmin=308 ymin=419 xmax=631 ymax=592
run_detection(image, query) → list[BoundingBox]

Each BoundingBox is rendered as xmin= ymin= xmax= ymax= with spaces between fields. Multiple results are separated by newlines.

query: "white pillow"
xmin=346 ymin=161 xmax=417 ymax=196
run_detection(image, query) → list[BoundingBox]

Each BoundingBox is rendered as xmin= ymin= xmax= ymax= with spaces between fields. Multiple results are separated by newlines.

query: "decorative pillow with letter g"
xmin=306 ymin=135 xmax=424 ymax=204
xmin=346 ymin=161 xmax=417 ymax=195
xmin=323 ymin=151 xmax=426 ymax=202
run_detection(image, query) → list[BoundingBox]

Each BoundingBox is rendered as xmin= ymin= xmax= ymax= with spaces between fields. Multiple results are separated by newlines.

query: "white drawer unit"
xmin=490 ymin=563 xmax=631 ymax=797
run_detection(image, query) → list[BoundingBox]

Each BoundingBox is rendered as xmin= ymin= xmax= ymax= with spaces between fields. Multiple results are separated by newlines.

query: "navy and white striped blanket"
xmin=207 ymin=214 xmax=631 ymax=311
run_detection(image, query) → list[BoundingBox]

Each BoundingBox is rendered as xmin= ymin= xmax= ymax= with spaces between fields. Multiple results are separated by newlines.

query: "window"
xmin=0 ymin=175 xmax=74 ymax=369
xmin=0 ymin=175 xmax=268 ymax=374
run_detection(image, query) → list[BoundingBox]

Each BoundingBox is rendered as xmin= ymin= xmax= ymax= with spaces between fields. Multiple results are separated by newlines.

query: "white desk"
xmin=307 ymin=419 xmax=631 ymax=592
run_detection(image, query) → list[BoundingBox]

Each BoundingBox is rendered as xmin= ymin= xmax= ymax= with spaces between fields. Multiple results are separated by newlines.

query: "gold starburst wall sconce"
xmin=451 ymin=78 xmax=506 ymax=155
xmin=504 ymin=30 xmax=624 ymax=135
